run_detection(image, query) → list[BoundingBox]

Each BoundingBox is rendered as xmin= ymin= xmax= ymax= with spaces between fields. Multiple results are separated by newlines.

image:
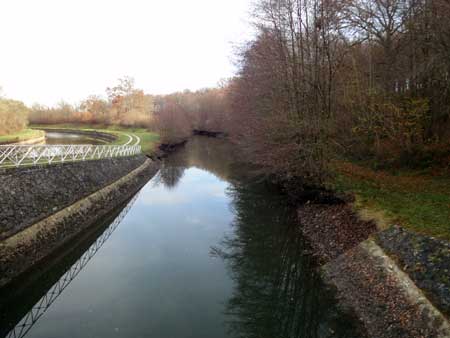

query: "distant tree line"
xmin=0 ymin=76 xmax=229 ymax=143
xmin=29 ymin=77 xmax=155 ymax=128
xmin=27 ymin=78 xmax=229 ymax=145
xmin=154 ymin=87 xmax=229 ymax=143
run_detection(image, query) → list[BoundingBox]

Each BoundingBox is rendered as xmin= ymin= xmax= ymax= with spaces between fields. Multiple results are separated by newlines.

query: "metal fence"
xmin=0 ymin=144 xmax=141 ymax=168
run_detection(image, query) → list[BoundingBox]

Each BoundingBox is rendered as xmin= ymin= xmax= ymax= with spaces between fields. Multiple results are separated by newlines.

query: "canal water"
xmin=45 ymin=132 xmax=105 ymax=145
xmin=0 ymin=137 xmax=359 ymax=338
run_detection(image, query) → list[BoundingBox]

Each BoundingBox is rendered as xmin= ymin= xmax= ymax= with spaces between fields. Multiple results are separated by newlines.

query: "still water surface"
xmin=0 ymin=137 xmax=358 ymax=338
xmin=45 ymin=132 xmax=105 ymax=145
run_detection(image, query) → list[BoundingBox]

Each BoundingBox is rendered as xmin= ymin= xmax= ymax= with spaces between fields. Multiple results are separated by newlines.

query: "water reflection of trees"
xmin=156 ymin=163 xmax=186 ymax=189
xmin=157 ymin=137 xmax=240 ymax=190
xmin=214 ymin=179 xmax=363 ymax=338
xmin=157 ymin=137 xmax=363 ymax=337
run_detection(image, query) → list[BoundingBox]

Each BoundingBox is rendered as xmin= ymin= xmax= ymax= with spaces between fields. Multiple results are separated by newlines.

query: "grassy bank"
xmin=333 ymin=161 xmax=450 ymax=241
xmin=0 ymin=129 xmax=45 ymax=145
xmin=32 ymin=124 xmax=159 ymax=155
xmin=120 ymin=127 xmax=160 ymax=155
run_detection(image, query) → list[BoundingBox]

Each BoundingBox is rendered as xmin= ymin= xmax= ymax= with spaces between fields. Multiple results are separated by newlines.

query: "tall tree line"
xmin=224 ymin=0 xmax=450 ymax=184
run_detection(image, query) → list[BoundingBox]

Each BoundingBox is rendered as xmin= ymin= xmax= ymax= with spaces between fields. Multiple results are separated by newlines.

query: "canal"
xmin=45 ymin=131 xmax=105 ymax=145
xmin=0 ymin=137 xmax=359 ymax=338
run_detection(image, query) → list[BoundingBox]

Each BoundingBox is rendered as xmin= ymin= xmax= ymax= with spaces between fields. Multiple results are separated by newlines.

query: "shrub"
xmin=0 ymin=99 xmax=29 ymax=135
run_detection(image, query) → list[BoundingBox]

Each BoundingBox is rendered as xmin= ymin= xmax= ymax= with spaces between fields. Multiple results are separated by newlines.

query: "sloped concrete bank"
xmin=0 ymin=156 xmax=146 ymax=240
xmin=0 ymin=156 xmax=159 ymax=288
xmin=298 ymin=203 xmax=450 ymax=338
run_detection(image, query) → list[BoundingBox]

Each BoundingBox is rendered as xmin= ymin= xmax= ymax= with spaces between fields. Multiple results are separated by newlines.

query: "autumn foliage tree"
xmin=154 ymin=93 xmax=192 ymax=143
xmin=226 ymin=0 xmax=352 ymax=185
xmin=0 ymin=98 xmax=29 ymax=135
xmin=29 ymin=77 xmax=155 ymax=128
xmin=334 ymin=0 xmax=450 ymax=164
xmin=224 ymin=0 xmax=450 ymax=183
xmin=153 ymin=88 xmax=229 ymax=143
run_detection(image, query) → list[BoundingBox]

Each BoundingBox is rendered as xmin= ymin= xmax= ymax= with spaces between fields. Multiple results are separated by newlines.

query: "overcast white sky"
xmin=0 ymin=0 xmax=253 ymax=106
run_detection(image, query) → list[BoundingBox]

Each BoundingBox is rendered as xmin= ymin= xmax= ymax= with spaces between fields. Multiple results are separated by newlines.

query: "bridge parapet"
xmin=0 ymin=143 xmax=141 ymax=168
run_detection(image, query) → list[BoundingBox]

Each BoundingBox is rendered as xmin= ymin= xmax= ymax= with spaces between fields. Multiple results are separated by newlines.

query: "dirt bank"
xmin=298 ymin=203 xmax=377 ymax=264
xmin=192 ymin=129 xmax=226 ymax=137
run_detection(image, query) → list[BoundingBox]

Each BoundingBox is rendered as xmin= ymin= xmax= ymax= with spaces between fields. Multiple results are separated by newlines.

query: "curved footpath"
xmin=0 ymin=131 xmax=160 ymax=288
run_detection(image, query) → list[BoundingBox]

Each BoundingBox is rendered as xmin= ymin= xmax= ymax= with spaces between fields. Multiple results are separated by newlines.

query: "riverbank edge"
xmin=153 ymin=139 xmax=188 ymax=159
xmin=297 ymin=200 xmax=450 ymax=337
xmin=154 ymin=126 xmax=230 ymax=159
xmin=0 ymin=158 xmax=159 ymax=288
xmin=14 ymin=136 xmax=46 ymax=145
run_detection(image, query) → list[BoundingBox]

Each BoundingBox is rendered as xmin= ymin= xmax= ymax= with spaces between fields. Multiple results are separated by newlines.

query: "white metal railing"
xmin=0 ymin=144 xmax=141 ymax=168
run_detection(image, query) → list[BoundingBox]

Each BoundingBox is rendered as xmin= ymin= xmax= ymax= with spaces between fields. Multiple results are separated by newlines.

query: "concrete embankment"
xmin=298 ymin=203 xmax=450 ymax=338
xmin=0 ymin=155 xmax=159 ymax=287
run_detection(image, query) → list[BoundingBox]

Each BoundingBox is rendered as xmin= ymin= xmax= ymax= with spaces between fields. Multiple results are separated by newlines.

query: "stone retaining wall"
xmin=0 ymin=158 xmax=159 ymax=287
xmin=0 ymin=155 xmax=147 ymax=240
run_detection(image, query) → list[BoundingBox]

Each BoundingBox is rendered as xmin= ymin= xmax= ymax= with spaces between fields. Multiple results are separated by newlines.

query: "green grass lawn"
xmin=31 ymin=123 xmax=160 ymax=155
xmin=333 ymin=161 xmax=450 ymax=241
xmin=0 ymin=129 xmax=45 ymax=144
xmin=125 ymin=128 xmax=160 ymax=154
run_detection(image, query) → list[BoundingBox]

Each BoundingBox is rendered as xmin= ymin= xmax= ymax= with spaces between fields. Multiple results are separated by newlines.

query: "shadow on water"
xmin=0 ymin=194 xmax=139 ymax=338
xmin=158 ymin=137 xmax=363 ymax=338
xmin=213 ymin=178 xmax=363 ymax=338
